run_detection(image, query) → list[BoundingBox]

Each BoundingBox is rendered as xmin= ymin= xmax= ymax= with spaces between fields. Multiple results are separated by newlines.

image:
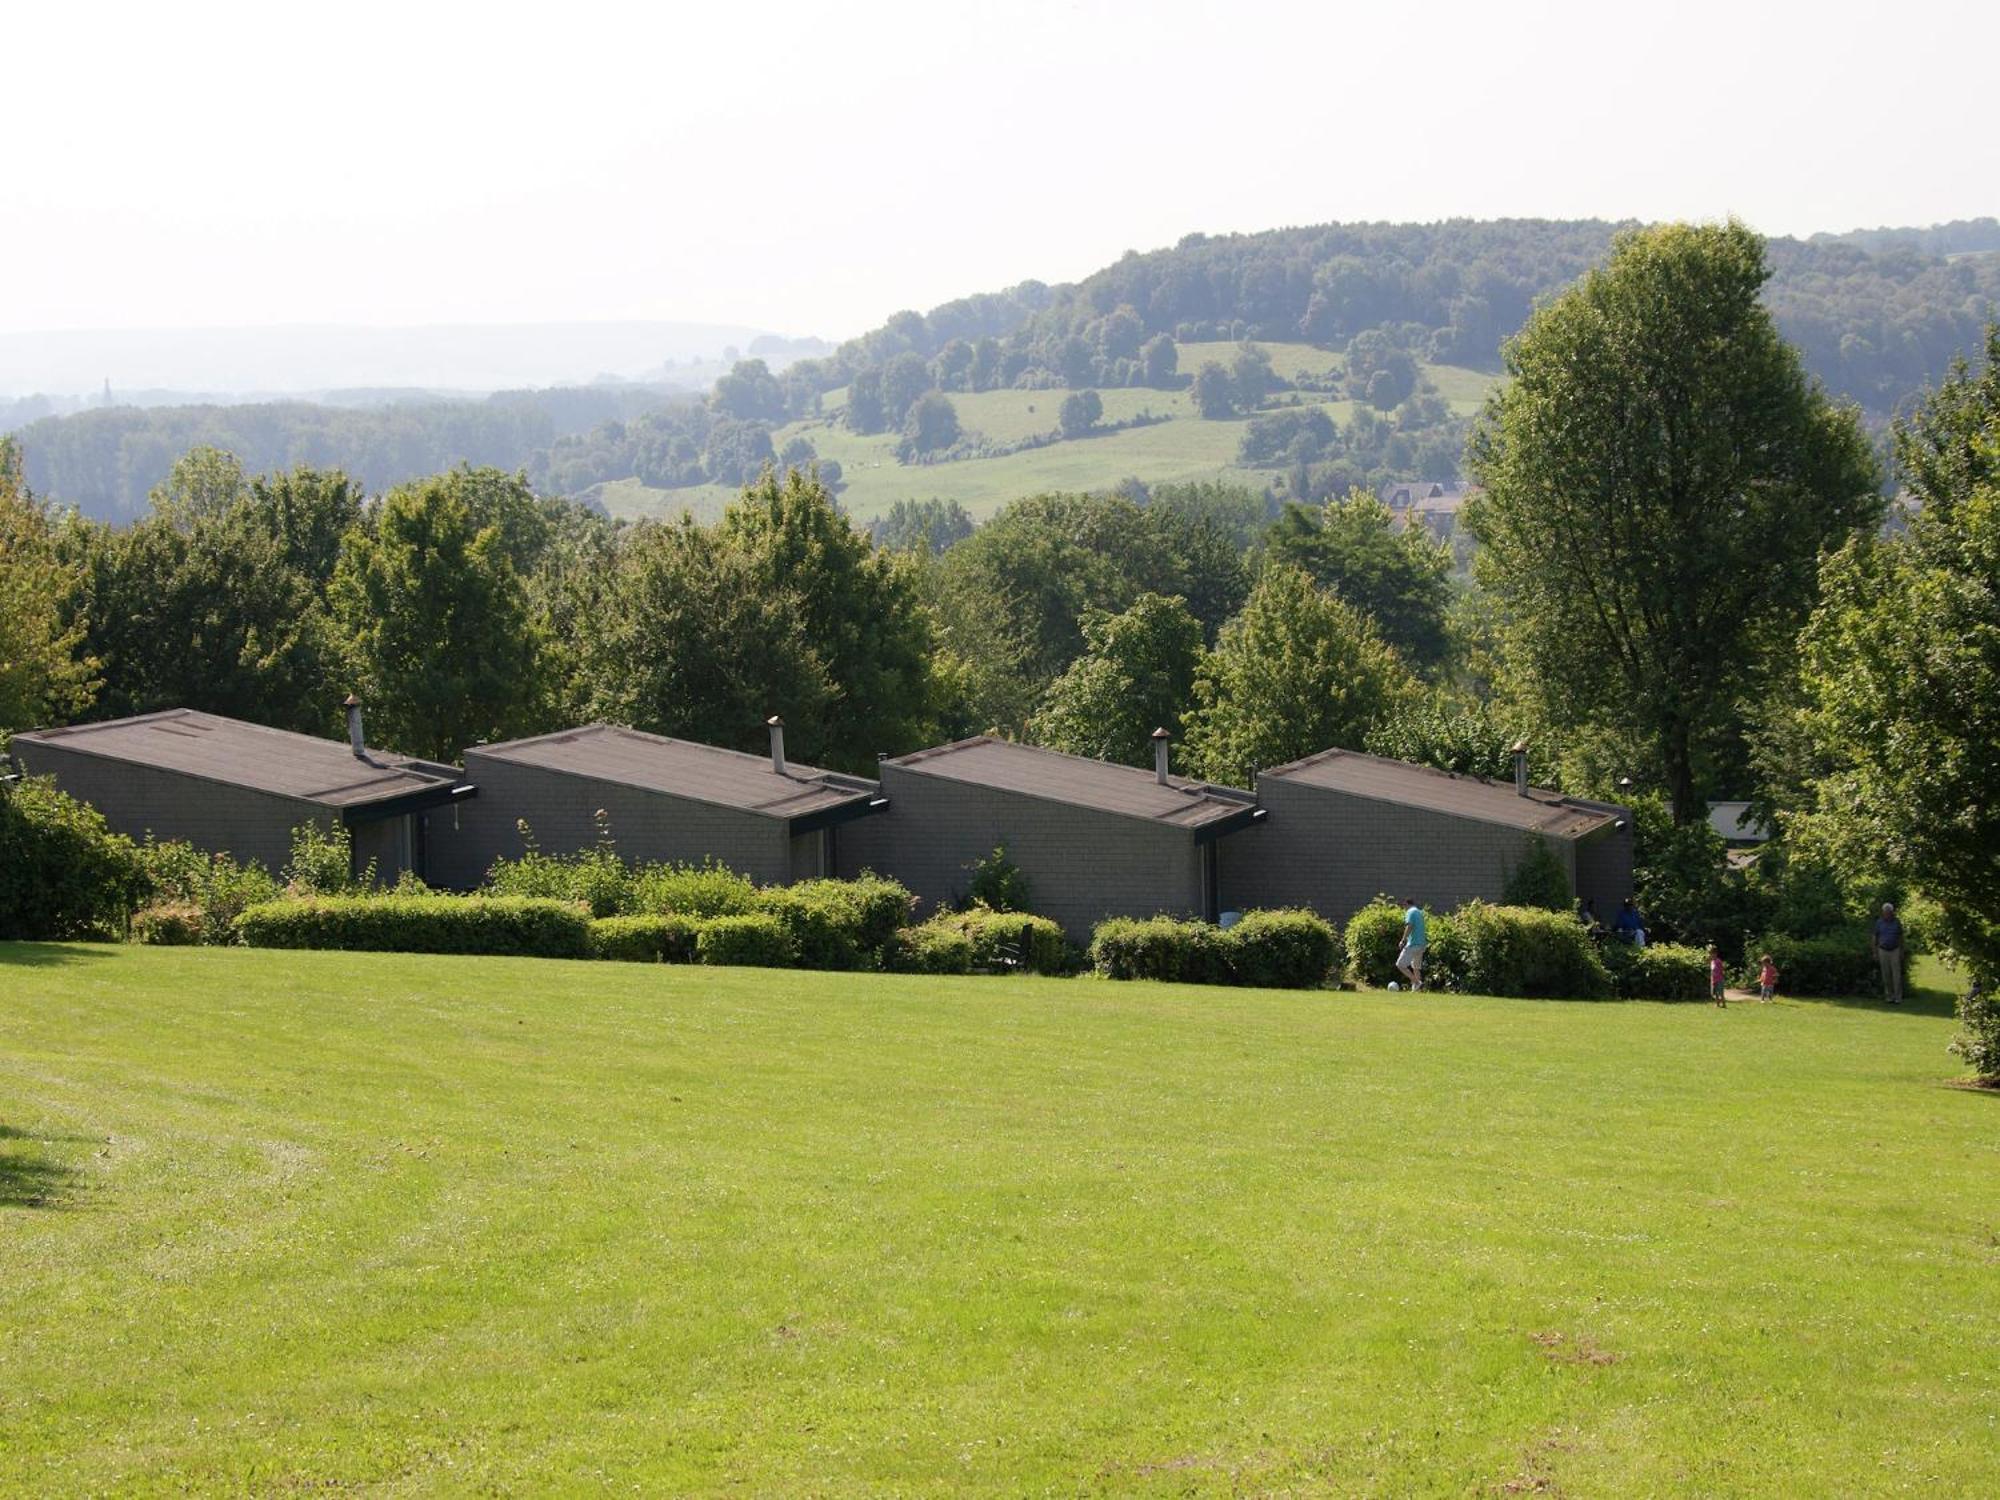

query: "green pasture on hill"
xmin=4 ymin=945 xmax=1989 ymax=1494
xmin=593 ymin=345 xmax=1501 ymax=524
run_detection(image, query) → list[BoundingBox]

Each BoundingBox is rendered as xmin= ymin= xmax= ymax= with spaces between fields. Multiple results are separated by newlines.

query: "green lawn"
xmin=4 ymin=946 xmax=1992 ymax=1494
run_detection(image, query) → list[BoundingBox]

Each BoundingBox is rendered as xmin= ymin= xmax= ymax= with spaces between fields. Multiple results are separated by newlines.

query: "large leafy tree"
xmin=1466 ymin=221 xmax=1880 ymax=824
xmin=331 ymin=470 xmax=548 ymax=760
xmin=1264 ymin=490 xmax=1454 ymax=672
xmin=1182 ymin=565 xmax=1415 ymax=788
xmin=1794 ymin=329 xmax=2000 ymax=981
xmin=0 ymin=440 xmax=96 ymax=737
xmin=1028 ymin=593 xmax=1205 ymax=768
xmin=712 ymin=466 xmax=935 ymax=771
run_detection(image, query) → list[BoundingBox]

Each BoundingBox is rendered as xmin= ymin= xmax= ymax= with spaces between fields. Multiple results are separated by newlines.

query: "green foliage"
xmin=332 ymin=467 xmax=549 ymax=761
xmin=1057 ymin=390 xmax=1103 ymax=438
xmin=1467 ymin=221 xmax=1881 ymax=823
xmin=589 ymin=914 xmax=700 ymax=964
xmin=236 ymin=896 xmax=592 ymax=958
xmin=965 ymin=846 xmax=1033 ymax=915
xmin=870 ymin=498 xmax=974 ymax=556
xmin=1364 ymin=696 xmax=1550 ymax=784
xmin=284 ymin=820 xmax=370 ymax=896
xmin=1949 ymin=982 xmax=2000 ymax=1084
xmin=885 ymin=919 xmax=977 ymax=975
xmin=481 ymin=815 xmax=629 ymax=917
xmin=1750 ymin=927 xmax=1902 ymax=998
xmin=1027 ymin=593 xmax=1204 ymax=767
xmin=1446 ymin=902 xmax=1613 ymax=999
xmin=754 ymin=876 xmax=914 ymax=971
xmin=1190 ymin=361 xmax=1236 ymax=418
xmin=1344 ymin=900 xmax=1417 ymax=987
xmin=1264 ymin=491 xmax=1454 ymax=673
xmin=0 ymin=775 xmax=145 ymax=940
xmin=1183 ymin=564 xmax=1415 ymax=787
xmin=1501 ymin=837 xmax=1573 ymax=912
xmin=130 ymin=903 xmax=206 ymax=947
xmin=627 ymin=861 xmax=762 ymax=919
xmin=1089 ymin=909 xmax=1339 ymax=988
xmin=898 ymin=391 xmax=962 ymax=458
xmin=0 ymin=439 xmax=97 ymax=737
xmin=132 ymin=837 xmax=282 ymax=945
xmin=694 ymin=913 xmax=795 ymax=969
xmin=1629 ymin=796 xmax=1758 ymax=961
xmin=935 ymin=906 xmax=1072 ymax=974
xmin=1601 ymin=941 xmax=1711 ymax=1001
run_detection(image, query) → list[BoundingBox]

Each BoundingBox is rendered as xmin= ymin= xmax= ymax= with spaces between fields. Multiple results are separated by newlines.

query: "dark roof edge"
xmin=884 ymin=737 xmax=1257 ymax=831
xmin=788 ymin=795 xmax=889 ymax=837
xmin=463 ymin=736 xmax=880 ymax=822
xmin=1258 ymin=749 xmax=1622 ymax=835
xmin=342 ymin=782 xmax=477 ymax=826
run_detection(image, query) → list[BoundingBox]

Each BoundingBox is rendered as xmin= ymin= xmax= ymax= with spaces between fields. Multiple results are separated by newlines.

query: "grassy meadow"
xmin=2 ymin=944 xmax=1993 ymax=1494
xmin=596 ymin=343 xmax=1500 ymax=525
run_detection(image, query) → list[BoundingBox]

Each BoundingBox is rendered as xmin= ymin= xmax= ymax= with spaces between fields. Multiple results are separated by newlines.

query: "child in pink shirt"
xmin=1757 ymin=953 xmax=1778 ymax=1003
xmin=1709 ymin=946 xmax=1728 ymax=1008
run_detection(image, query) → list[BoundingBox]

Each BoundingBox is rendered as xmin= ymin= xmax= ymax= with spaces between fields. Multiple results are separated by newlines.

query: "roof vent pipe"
xmin=768 ymin=715 xmax=786 ymax=776
xmin=1511 ymin=740 xmax=1529 ymax=797
xmin=344 ymin=694 xmax=364 ymax=758
xmin=1153 ymin=727 xmax=1172 ymax=786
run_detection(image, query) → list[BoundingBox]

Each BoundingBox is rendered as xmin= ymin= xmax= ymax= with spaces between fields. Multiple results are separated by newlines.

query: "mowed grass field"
xmin=4 ymin=946 xmax=1992 ymax=1494
xmin=598 ymin=344 xmax=1500 ymax=525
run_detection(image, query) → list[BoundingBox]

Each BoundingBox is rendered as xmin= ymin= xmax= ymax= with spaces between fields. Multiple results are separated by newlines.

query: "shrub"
xmin=755 ymin=874 xmax=915 ymax=969
xmin=589 ymin=914 xmax=699 ymax=964
xmin=695 ymin=913 xmax=795 ymax=968
xmin=133 ymin=838 xmax=282 ymax=945
xmin=948 ymin=905 xmax=1073 ymax=974
xmin=1751 ymin=926 xmax=1903 ymax=997
xmin=628 ymin=860 xmax=761 ymax=919
xmin=1449 ymin=902 xmax=1614 ymax=998
xmin=1950 ymin=979 xmax=2000 ymax=1084
xmin=1228 ymin=909 xmax=1342 ymax=989
xmin=1090 ymin=916 xmax=1230 ymax=983
xmin=284 ymin=820 xmax=371 ymax=895
xmin=482 ymin=816 xmax=632 ymax=917
xmin=1421 ymin=912 xmax=1469 ymax=992
xmin=0 ymin=776 xmax=146 ymax=940
xmin=1603 ymin=940 xmax=1710 ymax=1001
xmin=966 ymin=845 xmax=1033 ymax=914
xmin=885 ymin=920 xmax=976 ymax=975
xmin=1501 ymin=836 xmax=1573 ymax=912
xmin=131 ymin=902 xmax=205 ymax=946
xmin=1344 ymin=899 xmax=1419 ymax=986
xmin=237 ymin=895 xmax=591 ymax=957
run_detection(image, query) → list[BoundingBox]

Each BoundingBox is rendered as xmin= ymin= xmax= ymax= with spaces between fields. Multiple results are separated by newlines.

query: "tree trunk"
xmin=1665 ymin=717 xmax=1700 ymax=827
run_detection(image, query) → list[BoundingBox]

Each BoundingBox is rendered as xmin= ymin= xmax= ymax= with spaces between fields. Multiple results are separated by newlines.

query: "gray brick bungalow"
xmin=426 ymin=720 xmax=884 ymax=890
xmin=1220 ymin=747 xmax=1632 ymax=926
xmin=8 ymin=706 xmax=472 ymax=882
xmin=837 ymin=735 xmax=1263 ymax=938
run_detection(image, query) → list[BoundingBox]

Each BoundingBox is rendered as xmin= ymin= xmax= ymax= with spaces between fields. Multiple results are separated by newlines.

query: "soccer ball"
xmin=1387 ymin=981 xmax=1401 ymax=991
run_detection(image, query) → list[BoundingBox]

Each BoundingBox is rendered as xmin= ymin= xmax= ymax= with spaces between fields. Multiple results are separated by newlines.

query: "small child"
xmin=1709 ymin=946 xmax=1728 ymax=1007
xmin=1757 ymin=952 xmax=1778 ymax=1003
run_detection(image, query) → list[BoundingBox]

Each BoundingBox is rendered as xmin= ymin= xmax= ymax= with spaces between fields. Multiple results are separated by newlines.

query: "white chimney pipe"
xmin=1152 ymin=727 xmax=1172 ymax=786
xmin=344 ymin=694 xmax=364 ymax=758
xmin=768 ymin=715 xmax=786 ymax=775
xmin=1512 ymin=740 xmax=1529 ymax=797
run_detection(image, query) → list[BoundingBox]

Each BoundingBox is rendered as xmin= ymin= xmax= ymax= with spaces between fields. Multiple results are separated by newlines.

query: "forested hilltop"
xmin=13 ymin=217 xmax=2000 ymax=522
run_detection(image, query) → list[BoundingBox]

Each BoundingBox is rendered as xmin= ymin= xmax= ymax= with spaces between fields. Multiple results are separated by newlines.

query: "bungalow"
xmin=7 ymin=702 xmax=472 ymax=882
xmin=425 ymin=719 xmax=883 ymax=890
xmin=1221 ymin=746 xmax=1631 ymax=924
xmin=837 ymin=733 xmax=1264 ymax=938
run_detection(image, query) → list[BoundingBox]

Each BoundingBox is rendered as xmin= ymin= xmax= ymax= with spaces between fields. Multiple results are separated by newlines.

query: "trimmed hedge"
xmin=885 ymin=920 xmax=976 ymax=975
xmin=0 ymin=776 xmax=147 ymax=940
xmin=1750 ymin=927 xmax=1905 ymax=998
xmin=1603 ymin=940 xmax=1710 ymax=1001
xmin=755 ymin=875 xmax=914 ymax=971
xmin=589 ymin=914 xmax=699 ymax=964
xmin=1448 ymin=902 xmax=1613 ymax=999
xmin=631 ymin=861 xmax=761 ymax=919
xmin=1089 ymin=910 xmax=1340 ymax=989
xmin=132 ymin=838 xmax=283 ymax=945
xmin=695 ymin=913 xmax=794 ymax=968
xmin=236 ymin=896 xmax=592 ymax=958
xmin=1344 ymin=900 xmax=1421 ymax=987
xmin=131 ymin=902 xmax=205 ymax=947
xmin=946 ymin=905 xmax=1073 ymax=974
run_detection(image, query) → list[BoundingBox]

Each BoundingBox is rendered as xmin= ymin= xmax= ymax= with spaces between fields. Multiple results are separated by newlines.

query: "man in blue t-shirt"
xmin=1872 ymin=902 xmax=1905 ymax=1005
xmin=1396 ymin=902 xmax=1429 ymax=992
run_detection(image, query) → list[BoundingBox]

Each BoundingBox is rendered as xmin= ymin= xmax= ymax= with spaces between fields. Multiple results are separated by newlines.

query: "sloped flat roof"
xmin=1260 ymin=748 xmax=1620 ymax=838
xmin=469 ymin=724 xmax=877 ymax=822
xmin=12 ymin=709 xmax=460 ymax=808
xmin=886 ymin=736 xmax=1255 ymax=831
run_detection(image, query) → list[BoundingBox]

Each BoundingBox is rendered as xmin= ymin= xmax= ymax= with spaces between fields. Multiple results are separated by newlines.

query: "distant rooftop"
xmin=470 ymin=724 xmax=877 ymax=822
xmin=886 ymin=737 xmax=1256 ymax=833
xmin=1261 ymin=748 xmax=1620 ymax=838
xmin=12 ymin=709 xmax=460 ymax=809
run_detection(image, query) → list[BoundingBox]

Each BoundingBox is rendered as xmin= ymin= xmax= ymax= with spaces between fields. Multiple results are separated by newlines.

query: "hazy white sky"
xmin=5 ymin=0 xmax=1995 ymax=341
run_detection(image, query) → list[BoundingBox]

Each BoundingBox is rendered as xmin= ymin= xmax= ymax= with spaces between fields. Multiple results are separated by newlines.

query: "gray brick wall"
xmin=835 ymin=764 xmax=1207 ymax=939
xmin=427 ymin=753 xmax=795 ymax=890
xmin=12 ymin=740 xmax=333 ymax=875
xmin=1224 ymin=778 xmax=1609 ymax=928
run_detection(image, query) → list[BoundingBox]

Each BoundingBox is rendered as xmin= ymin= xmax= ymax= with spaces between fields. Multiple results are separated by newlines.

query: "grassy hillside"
xmin=4 ymin=944 xmax=1993 ymax=1494
xmin=602 ymin=343 xmax=1497 ymax=524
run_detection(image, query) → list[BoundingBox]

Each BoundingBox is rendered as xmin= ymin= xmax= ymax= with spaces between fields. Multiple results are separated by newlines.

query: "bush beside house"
xmin=1089 ymin=909 xmax=1342 ymax=989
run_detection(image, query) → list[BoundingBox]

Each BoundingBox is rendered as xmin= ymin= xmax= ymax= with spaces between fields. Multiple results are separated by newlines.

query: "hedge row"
xmin=1089 ymin=909 xmax=1341 ymax=990
xmin=236 ymin=896 xmax=594 ymax=958
xmin=1749 ymin=927 xmax=1907 ymax=998
xmin=1343 ymin=899 xmax=1613 ymax=999
xmin=1602 ymin=941 xmax=1711 ymax=1001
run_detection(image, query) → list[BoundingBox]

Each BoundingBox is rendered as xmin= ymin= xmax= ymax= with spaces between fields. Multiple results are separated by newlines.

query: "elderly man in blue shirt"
xmin=1872 ymin=902 xmax=1905 ymax=1005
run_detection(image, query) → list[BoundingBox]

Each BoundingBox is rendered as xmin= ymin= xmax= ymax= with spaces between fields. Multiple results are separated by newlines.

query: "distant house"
xmin=1706 ymin=801 xmax=1769 ymax=846
xmin=837 ymin=735 xmax=1263 ymax=938
xmin=8 ymin=705 xmax=472 ymax=882
xmin=426 ymin=720 xmax=883 ymax=890
xmin=1379 ymin=480 xmax=1475 ymax=539
xmin=1221 ymin=747 xmax=1632 ymax=924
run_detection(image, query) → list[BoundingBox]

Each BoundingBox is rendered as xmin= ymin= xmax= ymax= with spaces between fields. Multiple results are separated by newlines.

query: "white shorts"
xmin=1397 ymin=943 xmax=1427 ymax=969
